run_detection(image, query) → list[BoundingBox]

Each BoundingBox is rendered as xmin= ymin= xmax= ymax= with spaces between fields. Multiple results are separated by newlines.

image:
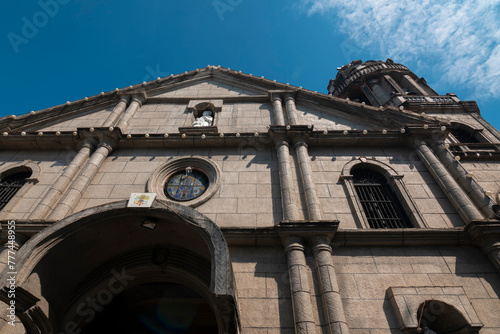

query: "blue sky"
xmin=1 ymin=0 xmax=499 ymax=128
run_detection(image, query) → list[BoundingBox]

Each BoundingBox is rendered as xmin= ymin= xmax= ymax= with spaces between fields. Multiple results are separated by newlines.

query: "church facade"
xmin=0 ymin=60 xmax=499 ymax=333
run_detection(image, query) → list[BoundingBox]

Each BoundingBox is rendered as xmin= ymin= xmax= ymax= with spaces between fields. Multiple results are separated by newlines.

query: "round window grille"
xmin=165 ymin=169 xmax=209 ymax=201
xmin=148 ymin=157 xmax=220 ymax=207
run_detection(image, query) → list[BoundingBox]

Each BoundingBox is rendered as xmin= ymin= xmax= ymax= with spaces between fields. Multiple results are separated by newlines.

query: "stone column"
xmin=47 ymin=139 xmax=114 ymax=221
xmin=284 ymin=94 xmax=299 ymax=125
xmin=294 ymin=138 xmax=322 ymax=220
xmin=114 ymin=94 xmax=146 ymax=133
xmin=434 ymin=141 xmax=495 ymax=218
xmin=272 ymin=94 xmax=285 ymax=126
xmin=275 ymin=137 xmax=300 ymax=220
xmin=29 ymin=141 xmax=94 ymax=220
xmin=102 ymin=95 xmax=130 ymax=128
xmin=312 ymin=235 xmax=349 ymax=334
xmin=414 ymin=139 xmax=483 ymax=222
xmin=283 ymin=236 xmax=316 ymax=333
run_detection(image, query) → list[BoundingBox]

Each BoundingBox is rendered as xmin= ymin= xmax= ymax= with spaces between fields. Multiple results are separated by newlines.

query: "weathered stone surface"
xmin=0 ymin=63 xmax=499 ymax=333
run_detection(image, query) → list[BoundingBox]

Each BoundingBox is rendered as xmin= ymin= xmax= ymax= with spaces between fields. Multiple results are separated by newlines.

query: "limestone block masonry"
xmin=0 ymin=61 xmax=498 ymax=333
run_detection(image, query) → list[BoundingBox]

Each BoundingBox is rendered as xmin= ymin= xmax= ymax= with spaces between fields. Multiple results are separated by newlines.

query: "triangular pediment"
xmin=0 ymin=66 xmax=435 ymax=133
xmin=150 ymin=77 xmax=266 ymax=98
xmin=295 ymin=100 xmax=382 ymax=130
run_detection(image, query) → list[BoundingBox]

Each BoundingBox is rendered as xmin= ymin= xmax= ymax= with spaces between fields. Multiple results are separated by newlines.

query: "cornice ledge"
xmin=464 ymin=220 xmax=500 ymax=246
xmin=334 ymin=227 xmax=470 ymax=247
xmin=222 ymin=225 xmax=471 ymax=247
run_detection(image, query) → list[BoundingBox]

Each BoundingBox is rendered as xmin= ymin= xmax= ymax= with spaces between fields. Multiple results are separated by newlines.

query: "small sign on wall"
xmin=127 ymin=193 xmax=157 ymax=208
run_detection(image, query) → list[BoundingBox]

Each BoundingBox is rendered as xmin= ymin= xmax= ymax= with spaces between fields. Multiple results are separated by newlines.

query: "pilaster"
xmin=293 ymin=138 xmax=322 ymax=220
xmin=29 ymin=140 xmax=94 ymax=220
xmin=102 ymin=94 xmax=130 ymax=128
xmin=275 ymin=136 xmax=300 ymax=221
xmin=433 ymin=140 xmax=495 ymax=218
xmin=312 ymin=235 xmax=349 ymax=334
xmin=114 ymin=92 xmax=147 ymax=133
xmin=271 ymin=93 xmax=285 ymax=126
xmin=47 ymin=130 xmax=118 ymax=221
xmin=281 ymin=235 xmax=316 ymax=333
xmin=413 ymin=139 xmax=483 ymax=223
xmin=284 ymin=93 xmax=299 ymax=126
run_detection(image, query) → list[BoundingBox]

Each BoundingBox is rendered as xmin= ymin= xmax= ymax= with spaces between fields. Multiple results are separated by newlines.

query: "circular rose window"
xmin=165 ymin=168 xmax=209 ymax=201
xmin=149 ymin=157 xmax=220 ymax=207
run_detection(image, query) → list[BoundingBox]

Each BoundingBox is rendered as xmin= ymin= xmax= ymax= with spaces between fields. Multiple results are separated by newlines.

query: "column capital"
xmin=293 ymin=137 xmax=307 ymax=150
xmin=282 ymin=235 xmax=305 ymax=253
xmin=131 ymin=93 xmax=146 ymax=106
xmin=274 ymin=136 xmax=290 ymax=149
xmin=98 ymin=137 xmax=116 ymax=152
xmin=77 ymin=128 xmax=120 ymax=151
xmin=271 ymin=93 xmax=283 ymax=102
xmin=78 ymin=139 xmax=95 ymax=151
xmin=284 ymin=92 xmax=296 ymax=102
xmin=311 ymin=234 xmax=333 ymax=251
xmin=413 ymin=138 xmax=427 ymax=147
xmin=119 ymin=91 xmax=147 ymax=105
xmin=117 ymin=94 xmax=131 ymax=104
xmin=12 ymin=233 xmax=29 ymax=251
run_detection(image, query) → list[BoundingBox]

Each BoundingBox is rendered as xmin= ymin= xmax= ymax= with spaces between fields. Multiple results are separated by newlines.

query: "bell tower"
xmin=327 ymin=59 xmax=460 ymax=109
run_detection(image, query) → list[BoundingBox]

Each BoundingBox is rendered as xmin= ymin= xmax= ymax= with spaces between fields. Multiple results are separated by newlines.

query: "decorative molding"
xmin=221 ymin=225 xmax=472 ymax=247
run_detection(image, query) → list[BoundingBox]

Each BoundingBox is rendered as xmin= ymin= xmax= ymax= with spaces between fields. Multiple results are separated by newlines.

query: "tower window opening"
xmin=451 ymin=128 xmax=480 ymax=144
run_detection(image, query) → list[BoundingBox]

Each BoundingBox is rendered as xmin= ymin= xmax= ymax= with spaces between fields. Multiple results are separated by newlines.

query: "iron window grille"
xmin=451 ymin=128 xmax=480 ymax=144
xmin=352 ymin=168 xmax=412 ymax=229
xmin=450 ymin=128 xmax=496 ymax=152
xmin=0 ymin=171 xmax=30 ymax=211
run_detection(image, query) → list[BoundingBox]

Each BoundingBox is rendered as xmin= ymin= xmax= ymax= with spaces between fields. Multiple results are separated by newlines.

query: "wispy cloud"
xmin=299 ymin=0 xmax=500 ymax=100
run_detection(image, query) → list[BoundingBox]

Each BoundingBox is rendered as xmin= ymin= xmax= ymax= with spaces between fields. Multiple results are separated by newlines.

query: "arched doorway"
xmin=0 ymin=200 xmax=239 ymax=334
xmin=81 ymin=283 xmax=218 ymax=334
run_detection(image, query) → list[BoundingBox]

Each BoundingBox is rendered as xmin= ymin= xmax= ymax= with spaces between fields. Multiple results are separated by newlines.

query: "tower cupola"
xmin=328 ymin=59 xmax=458 ymax=109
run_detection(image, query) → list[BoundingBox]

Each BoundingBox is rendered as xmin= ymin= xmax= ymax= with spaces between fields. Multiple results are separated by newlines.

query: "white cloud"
xmin=300 ymin=0 xmax=500 ymax=100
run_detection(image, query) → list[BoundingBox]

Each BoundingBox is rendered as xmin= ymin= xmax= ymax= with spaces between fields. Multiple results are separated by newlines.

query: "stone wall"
xmin=462 ymin=161 xmax=500 ymax=197
xmin=334 ymin=245 xmax=500 ymax=333
xmin=309 ymin=146 xmax=463 ymax=228
xmin=0 ymin=149 xmax=77 ymax=220
xmin=296 ymin=102 xmax=378 ymax=131
xmin=35 ymin=106 xmax=113 ymax=131
xmin=230 ymin=246 xmax=294 ymax=333
xmin=1 ymin=143 xmax=473 ymax=229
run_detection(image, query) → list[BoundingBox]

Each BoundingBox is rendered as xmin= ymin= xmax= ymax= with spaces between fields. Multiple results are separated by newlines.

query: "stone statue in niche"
xmin=192 ymin=110 xmax=213 ymax=127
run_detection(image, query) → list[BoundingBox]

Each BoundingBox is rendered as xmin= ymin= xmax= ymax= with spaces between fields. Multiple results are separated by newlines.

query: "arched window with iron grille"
xmin=448 ymin=125 xmax=496 ymax=153
xmin=351 ymin=168 xmax=412 ymax=229
xmin=451 ymin=128 xmax=480 ymax=144
xmin=0 ymin=171 xmax=31 ymax=211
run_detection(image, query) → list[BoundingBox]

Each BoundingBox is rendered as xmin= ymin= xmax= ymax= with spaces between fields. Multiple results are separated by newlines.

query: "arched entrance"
xmin=81 ymin=283 xmax=218 ymax=334
xmin=0 ymin=200 xmax=239 ymax=334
